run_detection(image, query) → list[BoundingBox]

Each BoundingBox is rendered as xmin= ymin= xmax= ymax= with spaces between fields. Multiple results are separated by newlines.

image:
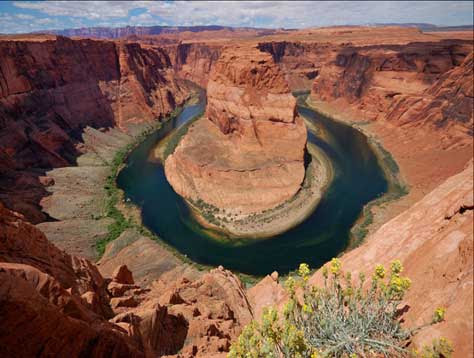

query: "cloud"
xmin=129 ymin=12 xmax=158 ymax=26
xmin=16 ymin=13 xmax=35 ymax=20
xmin=3 ymin=1 xmax=473 ymax=34
xmin=13 ymin=1 xmax=143 ymax=19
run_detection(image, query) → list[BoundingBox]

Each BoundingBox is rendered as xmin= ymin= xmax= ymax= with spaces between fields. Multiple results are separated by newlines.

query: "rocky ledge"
xmin=164 ymin=46 xmax=329 ymax=238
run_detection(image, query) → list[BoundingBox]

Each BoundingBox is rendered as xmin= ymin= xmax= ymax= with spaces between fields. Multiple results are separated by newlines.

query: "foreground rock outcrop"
xmin=245 ymin=161 xmax=473 ymax=357
xmin=310 ymin=160 xmax=473 ymax=357
xmin=0 ymin=202 xmax=254 ymax=357
xmin=0 ymin=203 xmax=144 ymax=356
xmin=165 ymin=46 xmax=307 ymax=217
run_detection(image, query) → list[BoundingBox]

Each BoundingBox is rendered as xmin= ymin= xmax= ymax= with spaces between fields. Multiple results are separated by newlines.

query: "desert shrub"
xmin=413 ymin=337 xmax=454 ymax=358
xmin=229 ymin=259 xmax=448 ymax=358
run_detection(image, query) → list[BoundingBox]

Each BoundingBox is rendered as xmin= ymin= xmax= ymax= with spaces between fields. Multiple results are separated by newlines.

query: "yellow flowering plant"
xmin=228 ymin=259 xmax=450 ymax=358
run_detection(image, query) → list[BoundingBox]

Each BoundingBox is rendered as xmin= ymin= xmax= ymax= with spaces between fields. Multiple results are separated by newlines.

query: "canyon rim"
xmin=0 ymin=1 xmax=473 ymax=357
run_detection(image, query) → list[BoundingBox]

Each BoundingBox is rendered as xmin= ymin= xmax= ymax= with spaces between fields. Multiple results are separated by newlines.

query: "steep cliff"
xmin=169 ymin=42 xmax=222 ymax=87
xmin=0 ymin=202 xmax=254 ymax=357
xmin=165 ymin=46 xmax=307 ymax=216
xmin=386 ymin=52 xmax=473 ymax=135
xmin=257 ymin=41 xmax=330 ymax=91
xmin=310 ymin=39 xmax=473 ymax=134
xmin=0 ymin=36 xmax=187 ymax=222
xmin=308 ymin=160 xmax=474 ymax=357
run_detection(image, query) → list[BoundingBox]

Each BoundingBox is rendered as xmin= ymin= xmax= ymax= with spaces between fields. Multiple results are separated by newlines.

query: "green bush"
xmin=229 ymin=259 xmax=450 ymax=358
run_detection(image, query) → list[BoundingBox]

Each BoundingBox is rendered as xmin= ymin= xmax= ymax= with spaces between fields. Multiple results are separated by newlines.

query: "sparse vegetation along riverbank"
xmin=303 ymin=95 xmax=409 ymax=247
xmin=184 ymin=141 xmax=334 ymax=242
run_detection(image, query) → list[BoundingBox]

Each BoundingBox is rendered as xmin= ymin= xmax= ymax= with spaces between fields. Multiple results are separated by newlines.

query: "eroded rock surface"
xmin=307 ymin=161 xmax=473 ymax=357
xmin=0 ymin=202 xmax=254 ymax=357
xmin=310 ymin=40 xmax=473 ymax=138
xmin=0 ymin=202 xmax=144 ymax=357
xmin=165 ymin=46 xmax=307 ymax=215
xmin=0 ymin=36 xmax=187 ymax=222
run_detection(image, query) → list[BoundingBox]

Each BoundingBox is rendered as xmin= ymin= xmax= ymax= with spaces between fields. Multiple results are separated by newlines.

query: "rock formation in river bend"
xmin=165 ymin=46 xmax=307 ymax=215
xmin=0 ymin=35 xmax=187 ymax=222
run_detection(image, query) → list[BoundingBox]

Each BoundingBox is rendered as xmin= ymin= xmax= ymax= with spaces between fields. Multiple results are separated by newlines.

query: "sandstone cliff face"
xmin=310 ymin=40 xmax=473 ymax=134
xmin=165 ymin=46 xmax=307 ymax=214
xmin=0 ymin=202 xmax=254 ymax=357
xmin=386 ymin=52 xmax=473 ymax=135
xmin=170 ymin=42 xmax=222 ymax=87
xmin=257 ymin=41 xmax=330 ymax=91
xmin=311 ymin=161 xmax=473 ymax=357
xmin=0 ymin=36 xmax=187 ymax=222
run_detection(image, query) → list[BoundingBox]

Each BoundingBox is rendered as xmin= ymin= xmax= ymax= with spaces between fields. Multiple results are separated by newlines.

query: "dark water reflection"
xmin=117 ymin=94 xmax=387 ymax=276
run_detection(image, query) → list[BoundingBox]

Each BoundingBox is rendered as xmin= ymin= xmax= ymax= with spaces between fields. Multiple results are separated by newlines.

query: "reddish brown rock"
xmin=108 ymin=281 xmax=141 ymax=297
xmin=243 ymin=162 xmax=473 ymax=357
xmin=247 ymin=273 xmax=286 ymax=319
xmin=0 ymin=202 xmax=113 ymax=318
xmin=0 ymin=201 xmax=254 ymax=357
xmin=0 ymin=203 xmax=144 ymax=356
xmin=165 ymin=46 xmax=307 ymax=215
xmin=386 ymin=52 xmax=473 ymax=136
xmin=97 ymin=228 xmax=202 ymax=287
xmin=127 ymin=267 xmax=253 ymax=357
xmin=308 ymin=161 xmax=474 ymax=357
xmin=0 ymin=269 xmax=144 ymax=357
xmin=171 ymin=42 xmax=222 ymax=87
xmin=0 ymin=36 xmax=187 ymax=222
xmin=113 ymin=264 xmax=135 ymax=285
xmin=111 ymin=296 xmax=140 ymax=310
xmin=310 ymin=40 xmax=472 ymax=136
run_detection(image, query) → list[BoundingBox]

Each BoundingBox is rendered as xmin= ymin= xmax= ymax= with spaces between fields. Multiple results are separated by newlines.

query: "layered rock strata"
xmin=165 ymin=47 xmax=306 ymax=238
xmin=165 ymin=46 xmax=308 ymax=220
xmin=310 ymin=40 xmax=473 ymax=136
xmin=170 ymin=42 xmax=222 ymax=87
xmin=0 ymin=202 xmax=254 ymax=357
xmin=0 ymin=35 xmax=187 ymax=222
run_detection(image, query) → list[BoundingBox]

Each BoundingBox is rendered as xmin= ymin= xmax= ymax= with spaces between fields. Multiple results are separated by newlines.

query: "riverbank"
xmin=109 ymin=89 xmax=392 ymax=275
xmin=302 ymin=96 xmax=408 ymax=243
xmin=186 ymin=141 xmax=333 ymax=241
xmin=303 ymin=96 xmax=472 ymax=242
xmin=35 ymin=94 xmax=217 ymax=286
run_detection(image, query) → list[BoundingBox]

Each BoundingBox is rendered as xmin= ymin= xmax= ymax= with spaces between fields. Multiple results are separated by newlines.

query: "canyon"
xmin=0 ymin=35 xmax=187 ymax=224
xmin=0 ymin=25 xmax=472 ymax=357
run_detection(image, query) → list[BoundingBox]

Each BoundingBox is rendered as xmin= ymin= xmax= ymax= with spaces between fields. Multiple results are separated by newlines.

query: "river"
xmin=117 ymin=92 xmax=387 ymax=276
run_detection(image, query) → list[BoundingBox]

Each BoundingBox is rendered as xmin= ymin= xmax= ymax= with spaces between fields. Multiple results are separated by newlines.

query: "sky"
xmin=0 ymin=1 xmax=472 ymax=34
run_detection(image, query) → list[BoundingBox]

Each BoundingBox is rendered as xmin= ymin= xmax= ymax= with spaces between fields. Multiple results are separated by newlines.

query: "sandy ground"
xmin=37 ymin=127 xmax=132 ymax=261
